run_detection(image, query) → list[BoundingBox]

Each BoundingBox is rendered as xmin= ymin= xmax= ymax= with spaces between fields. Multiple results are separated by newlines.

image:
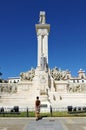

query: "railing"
xmin=0 ymin=105 xmax=86 ymax=117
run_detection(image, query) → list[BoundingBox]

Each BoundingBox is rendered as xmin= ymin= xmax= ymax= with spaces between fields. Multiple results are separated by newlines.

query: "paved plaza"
xmin=0 ymin=117 xmax=86 ymax=130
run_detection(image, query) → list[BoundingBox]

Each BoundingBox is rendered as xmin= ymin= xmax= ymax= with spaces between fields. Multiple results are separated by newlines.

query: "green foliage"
xmin=0 ymin=70 xmax=3 ymax=82
xmin=0 ymin=79 xmax=2 ymax=83
xmin=0 ymin=111 xmax=86 ymax=117
xmin=0 ymin=72 xmax=2 ymax=76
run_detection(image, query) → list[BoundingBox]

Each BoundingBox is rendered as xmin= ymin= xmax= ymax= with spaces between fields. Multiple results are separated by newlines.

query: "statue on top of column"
xmin=39 ymin=11 xmax=46 ymax=24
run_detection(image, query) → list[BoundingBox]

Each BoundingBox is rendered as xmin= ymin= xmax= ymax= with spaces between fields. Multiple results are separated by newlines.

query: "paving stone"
xmin=0 ymin=117 xmax=86 ymax=130
xmin=25 ymin=119 xmax=64 ymax=130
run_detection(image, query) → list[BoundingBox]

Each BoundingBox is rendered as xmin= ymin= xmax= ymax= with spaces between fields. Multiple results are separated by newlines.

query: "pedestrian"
xmin=35 ymin=96 xmax=41 ymax=121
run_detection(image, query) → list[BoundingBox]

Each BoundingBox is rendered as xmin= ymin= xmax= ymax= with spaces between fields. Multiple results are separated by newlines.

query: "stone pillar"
xmin=35 ymin=11 xmax=50 ymax=68
xmin=43 ymin=34 xmax=48 ymax=63
xmin=37 ymin=35 xmax=41 ymax=67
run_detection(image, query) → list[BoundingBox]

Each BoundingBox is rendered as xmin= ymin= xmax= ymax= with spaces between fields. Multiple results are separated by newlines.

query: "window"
xmin=73 ymin=80 xmax=75 ymax=83
xmin=77 ymin=80 xmax=79 ymax=83
xmin=81 ymin=75 xmax=84 ymax=79
xmin=82 ymin=80 xmax=84 ymax=83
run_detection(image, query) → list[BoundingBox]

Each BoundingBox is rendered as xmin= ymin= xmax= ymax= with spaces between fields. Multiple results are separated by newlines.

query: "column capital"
xmin=35 ymin=24 xmax=50 ymax=33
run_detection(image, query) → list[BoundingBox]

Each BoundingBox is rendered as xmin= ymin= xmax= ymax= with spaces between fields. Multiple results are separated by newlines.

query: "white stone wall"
xmin=8 ymin=77 xmax=20 ymax=83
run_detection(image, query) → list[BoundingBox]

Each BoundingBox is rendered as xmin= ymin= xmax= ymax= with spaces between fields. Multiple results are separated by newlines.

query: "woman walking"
xmin=35 ymin=96 xmax=41 ymax=121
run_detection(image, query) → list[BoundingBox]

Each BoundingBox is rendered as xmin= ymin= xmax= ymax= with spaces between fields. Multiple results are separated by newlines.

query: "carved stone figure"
xmin=20 ymin=68 xmax=35 ymax=81
xmin=67 ymin=83 xmax=86 ymax=93
xmin=40 ymin=56 xmax=48 ymax=72
xmin=39 ymin=11 xmax=46 ymax=24
xmin=51 ymin=67 xmax=67 ymax=80
xmin=0 ymin=83 xmax=17 ymax=93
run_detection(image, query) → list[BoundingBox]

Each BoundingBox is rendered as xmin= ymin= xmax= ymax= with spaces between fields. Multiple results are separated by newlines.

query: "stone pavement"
xmin=25 ymin=119 xmax=64 ymax=130
xmin=0 ymin=117 xmax=86 ymax=130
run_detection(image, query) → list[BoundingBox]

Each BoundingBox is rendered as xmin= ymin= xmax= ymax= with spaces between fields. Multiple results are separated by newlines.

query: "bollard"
xmin=26 ymin=107 xmax=29 ymax=117
xmin=50 ymin=105 xmax=52 ymax=117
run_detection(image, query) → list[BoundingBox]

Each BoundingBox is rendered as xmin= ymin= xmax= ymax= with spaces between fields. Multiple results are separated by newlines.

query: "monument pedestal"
xmin=32 ymin=68 xmax=50 ymax=101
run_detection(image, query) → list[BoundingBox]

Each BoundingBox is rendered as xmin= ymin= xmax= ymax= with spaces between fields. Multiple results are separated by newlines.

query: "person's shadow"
xmin=38 ymin=115 xmax=47 ymax=120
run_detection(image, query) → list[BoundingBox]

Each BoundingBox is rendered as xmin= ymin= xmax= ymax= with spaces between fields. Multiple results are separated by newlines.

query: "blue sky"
xmin=0 ymin=0 xmax=86 ymax=79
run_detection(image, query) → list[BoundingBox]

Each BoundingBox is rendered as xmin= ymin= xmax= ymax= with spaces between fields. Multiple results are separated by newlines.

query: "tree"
xmin=0 ymin=72 xmax=2 ymax=76
xmin=0 ymin=79 xmax=2 ymax=83
xmin=0 ymin=68 xmax=3 ymax=82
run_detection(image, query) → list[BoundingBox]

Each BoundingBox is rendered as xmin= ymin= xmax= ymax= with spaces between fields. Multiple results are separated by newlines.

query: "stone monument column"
xmin=35 ymin=11 xmax=50 ymax=68
xmin=43 ymin=34 xmax=48 ymax=63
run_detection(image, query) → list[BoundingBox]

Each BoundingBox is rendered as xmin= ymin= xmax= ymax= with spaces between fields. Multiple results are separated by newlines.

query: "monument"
xmin=0 ymin=11 xmax=86 ymax=111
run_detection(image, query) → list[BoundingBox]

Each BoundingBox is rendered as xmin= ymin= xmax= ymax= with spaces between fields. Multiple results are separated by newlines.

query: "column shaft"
xmin=37 ymin=35 xmax=41 ymax=67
